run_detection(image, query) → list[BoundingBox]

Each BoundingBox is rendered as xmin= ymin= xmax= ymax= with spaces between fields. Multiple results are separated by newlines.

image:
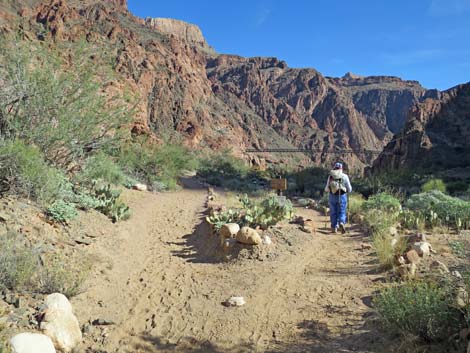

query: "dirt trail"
xmin=72 ymin=181 xmax=386 ymax=353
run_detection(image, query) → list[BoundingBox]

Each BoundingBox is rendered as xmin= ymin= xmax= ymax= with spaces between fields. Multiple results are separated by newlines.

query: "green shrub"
xmin=449 ymin=240 xmax=466 ymax=258
xmin=0 ymin=140 xmax=72 ymax=204
xmin=46 ymin=200 xmax=78 ymax=223
xmin=0 ymin=233 xmax=91 ymax=297
xmin=77 ymin=152 xmax=127 ymax=186
xmin=446 ymin=180 xmax=469 ymax=195
xmin=405 ymin=191 xmax=470 ymax=230
xmin=0 ymin=40 xmax=132 ymax=169
xmin=0 ymin=232 xmax=38 ymax=291
xmin=348 ymin=193 xmax=365 ymax=216
xmin=374 ymin=281 xmax=458 ymax=342
xmin=117 ymin=139 xmax=195 ymax=190
xmin=371 ymin=233 xmax=407 ymax=270
xmin=421 ymin=178 xmax=447 ymax=193
xmin=197 ymin=150 xmax=268 ymax=193
xmin=363 ymin=192 xmax=401 ymax=214
xmin=198 ymin=150 xmax=249 ymax=182
xmin=73 ymin=191 xmax=101 ymax=211
xmin=38 ymin=253 xmax=91 ymax=298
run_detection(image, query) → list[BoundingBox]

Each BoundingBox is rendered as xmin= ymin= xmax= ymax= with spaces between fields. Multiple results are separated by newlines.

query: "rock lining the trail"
xmin=40 ymin=293 xmax=82 ymax=353
xmin=236 ymin=227 xmax=262 ymax=245
xmin=10 ymin=332 xmax=56 ymax=353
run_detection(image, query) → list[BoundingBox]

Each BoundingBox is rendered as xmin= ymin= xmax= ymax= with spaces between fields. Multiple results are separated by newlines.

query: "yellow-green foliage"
xmin=348 ymin=193 xmax=365 ymax=216
xmin=0 ymin=140 xmax=71 ymax=205
xmin=362 ymin=192 xmax=401 ymax=214
xmin=421 ymin=178 xmax=446 ymax=193
xmin=371 ymin=233 xmax=407 ymax=270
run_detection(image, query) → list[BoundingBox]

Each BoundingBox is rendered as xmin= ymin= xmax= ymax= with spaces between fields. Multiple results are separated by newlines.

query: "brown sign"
xmin=271 ymin=178 xmax=287 ymax=191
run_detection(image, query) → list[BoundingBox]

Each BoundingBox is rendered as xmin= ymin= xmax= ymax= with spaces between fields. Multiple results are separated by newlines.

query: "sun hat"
xmin=333 ymin=162 xmax=343 ymax=170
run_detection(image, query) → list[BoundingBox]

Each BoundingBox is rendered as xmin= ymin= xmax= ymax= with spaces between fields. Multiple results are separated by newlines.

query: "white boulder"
xmin=44 ymin=293 xmax=73 ymax=314
xmin=10 ymin=333 xmax=56 ymax=353
xmin=41 ymin=294 xmax=82 ymax=353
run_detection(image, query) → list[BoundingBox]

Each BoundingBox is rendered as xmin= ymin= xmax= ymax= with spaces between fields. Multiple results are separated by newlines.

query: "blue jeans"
xmin=329 ymin=193 xmax=347 ymax=228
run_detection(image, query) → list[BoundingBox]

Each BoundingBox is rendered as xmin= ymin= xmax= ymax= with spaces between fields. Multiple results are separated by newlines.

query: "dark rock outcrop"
xmin=371 ymin=83 xmax=470 ymax=173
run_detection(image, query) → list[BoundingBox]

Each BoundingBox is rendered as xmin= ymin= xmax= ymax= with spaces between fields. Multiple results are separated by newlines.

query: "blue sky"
xmin=128 ymin=0 xmax=470 ymax=90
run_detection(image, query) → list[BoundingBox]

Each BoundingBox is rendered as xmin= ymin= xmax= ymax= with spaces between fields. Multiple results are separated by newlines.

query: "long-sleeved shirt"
xmin=324 ymin=173 xmax=352 ymax=193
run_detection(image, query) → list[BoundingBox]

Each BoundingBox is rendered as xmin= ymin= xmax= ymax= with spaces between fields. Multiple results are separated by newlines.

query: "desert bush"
xmin=198 ymin=150 xmax=249 ymax=182
xmin=449 ymin=240 xmax=466 ymax=258
xmin=348 ymin=193 xmax=365 ymax=216
xmin=374 ymin=281 xmax=459 ymax=342
xmin=76 ymin=152 xmax=127 ymax=186
xmin=0 ymin=232 xmax=91 ymax=297
xmin=446 ymin=180 xmax=469 ymax=196
xmin=0 ymin=140 xmax=72 ymax=204
xmin=0 ymin=40 xmax=132 ymax=169
xmin=38 ymin=253 xmax=91 ymax=298
xmin=73 ymin=191 xmax=101 ymax=211
xmin=405 ymin=191 xmax=470 ymax=230
xmin=362 ymin=192 xmax=401 ymax=214
xmin=0 ymin=232 xmax=39 ymax=291
xmin=197 ymin=150 xmax=267 ymax=193
xmin=358 ymin=170 xmax=424 ymax=197
xmin=117 ymin=139 xmax=195 ymax=190
xmin=46 ymin=200 xmax=78 ymax=224
xmin=371 ymin=233 xmax=407 ymax=270
xmin=421 ymin=178 xmax=447 ymax=193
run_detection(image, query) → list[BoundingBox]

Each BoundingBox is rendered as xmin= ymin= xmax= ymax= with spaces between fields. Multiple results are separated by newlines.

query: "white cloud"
xmin=428 ymin=0 xmax=470 ymax=16
xmin=255 ymin=8 xmax=271 ymax=26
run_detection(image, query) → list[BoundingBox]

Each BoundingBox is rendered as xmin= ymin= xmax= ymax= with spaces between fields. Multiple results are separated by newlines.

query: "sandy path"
xmin=72 ymin=183 xmax=385 ymax=353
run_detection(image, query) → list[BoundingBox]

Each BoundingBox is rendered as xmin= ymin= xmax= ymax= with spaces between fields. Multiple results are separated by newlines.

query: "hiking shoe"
xmin=331 ymin=227 xmax=338 ymax=234
xmin=339 ymin=223 xmax=346 ymax=234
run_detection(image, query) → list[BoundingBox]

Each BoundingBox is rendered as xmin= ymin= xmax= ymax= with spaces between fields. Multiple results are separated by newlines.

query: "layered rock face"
xmin=207 ymin=55 xmax=429 ymax=168
xmin=144 ymin=18 xmax=212 ymax=51
xmin=372 ymin=83 xmax=470 ymax=172
xmin=1 ymin=0 xmax=441 ymax=171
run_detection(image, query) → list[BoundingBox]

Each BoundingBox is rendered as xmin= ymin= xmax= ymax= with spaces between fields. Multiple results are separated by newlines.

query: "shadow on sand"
xmin=131 ymin=314 xmax=390 ymax=353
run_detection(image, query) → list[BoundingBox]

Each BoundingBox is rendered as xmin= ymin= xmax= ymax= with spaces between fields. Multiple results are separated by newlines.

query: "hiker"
xmin=324 ymin=162 xmax=352 ymax=234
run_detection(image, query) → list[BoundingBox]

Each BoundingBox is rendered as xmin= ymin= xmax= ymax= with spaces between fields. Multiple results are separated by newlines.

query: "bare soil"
xmin=71 ymin=180 xmax=389 ymax=353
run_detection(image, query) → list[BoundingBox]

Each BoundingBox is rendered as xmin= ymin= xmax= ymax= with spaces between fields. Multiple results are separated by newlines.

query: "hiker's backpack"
xmin=329 ymin=169 xmax=346 ymax=193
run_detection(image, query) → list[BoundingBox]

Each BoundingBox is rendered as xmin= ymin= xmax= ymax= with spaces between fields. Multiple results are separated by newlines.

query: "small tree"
xmin=0 ymin=39 xmax=133 ymax=169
